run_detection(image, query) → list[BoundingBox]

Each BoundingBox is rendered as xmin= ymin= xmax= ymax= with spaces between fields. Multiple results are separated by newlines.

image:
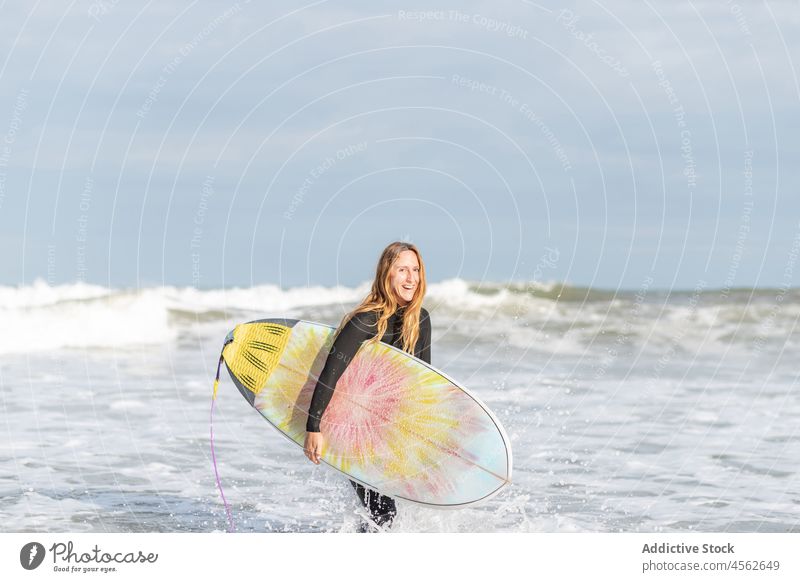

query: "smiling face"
xmin=390 ymin=250 xmax=420 ymax=307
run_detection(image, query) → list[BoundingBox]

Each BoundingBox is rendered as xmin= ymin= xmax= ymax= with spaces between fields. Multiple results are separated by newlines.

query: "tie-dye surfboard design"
xmin=221 ymin=318 xmax=512 ymax=507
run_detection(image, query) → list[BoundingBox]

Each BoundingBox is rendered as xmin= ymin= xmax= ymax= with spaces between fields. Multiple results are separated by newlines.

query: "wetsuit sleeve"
xmin=419 ymin=308 xmax=432 ymax=365
xmin=306 ymin=312 xmax=376 ymax=433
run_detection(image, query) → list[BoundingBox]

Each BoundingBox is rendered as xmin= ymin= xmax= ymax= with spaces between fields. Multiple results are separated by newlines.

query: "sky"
xmin=0 ymin=0 xmax=798 ymax=291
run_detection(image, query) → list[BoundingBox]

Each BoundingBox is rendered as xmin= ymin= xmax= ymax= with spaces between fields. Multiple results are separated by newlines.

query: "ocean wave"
xmin=0 ymin=278 xmax=796 ymax=354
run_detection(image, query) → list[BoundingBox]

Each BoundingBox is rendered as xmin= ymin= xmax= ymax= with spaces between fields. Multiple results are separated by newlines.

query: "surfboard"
xmin=219 ymin=318 xmax=512 ymax=507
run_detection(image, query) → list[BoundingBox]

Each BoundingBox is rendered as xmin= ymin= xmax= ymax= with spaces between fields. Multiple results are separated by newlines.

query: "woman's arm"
xmin=419 ymin=307 xmax=432 ymax=365
xmin=305 ymin=311 xmax=375 ymax=433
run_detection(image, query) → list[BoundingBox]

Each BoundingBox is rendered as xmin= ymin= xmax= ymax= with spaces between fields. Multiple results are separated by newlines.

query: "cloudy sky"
xmin=0 ymin=0 xmax=798 ymax=290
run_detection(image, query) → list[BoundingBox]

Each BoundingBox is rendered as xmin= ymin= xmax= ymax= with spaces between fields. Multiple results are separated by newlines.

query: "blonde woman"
xmin=304 ymin=241 xmax=432 ymax=531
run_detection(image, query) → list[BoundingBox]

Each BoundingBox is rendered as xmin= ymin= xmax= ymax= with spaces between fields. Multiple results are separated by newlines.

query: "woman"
xmin=303 ymin=241 xmax=432 ymax=531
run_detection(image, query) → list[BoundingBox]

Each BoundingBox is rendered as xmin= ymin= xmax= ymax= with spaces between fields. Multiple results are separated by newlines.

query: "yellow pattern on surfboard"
xmin=222 ymin=322 xmax=291 ymax=395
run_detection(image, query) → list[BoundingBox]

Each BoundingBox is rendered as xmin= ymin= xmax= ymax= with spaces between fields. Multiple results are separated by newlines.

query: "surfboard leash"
xmin=211 ymin=353 xmax=236 ymax=533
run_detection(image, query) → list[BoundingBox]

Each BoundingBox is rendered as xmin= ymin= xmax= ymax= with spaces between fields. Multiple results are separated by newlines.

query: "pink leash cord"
xmin=211 ymin=355 xmax=236 ymax=532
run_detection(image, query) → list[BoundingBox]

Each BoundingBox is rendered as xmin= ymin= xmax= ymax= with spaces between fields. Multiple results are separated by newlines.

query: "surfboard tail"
xmin=221 ymin=321 xmax=294 ymax=405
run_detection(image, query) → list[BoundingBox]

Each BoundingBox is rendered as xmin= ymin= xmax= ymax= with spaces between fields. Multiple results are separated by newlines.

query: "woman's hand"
xmin=304 ymin=431 xmax=325 ymax=464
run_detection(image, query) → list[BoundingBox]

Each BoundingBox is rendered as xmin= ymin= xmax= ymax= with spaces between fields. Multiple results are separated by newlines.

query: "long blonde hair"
xmin=338 ymin=241 xmax=427 ymax=354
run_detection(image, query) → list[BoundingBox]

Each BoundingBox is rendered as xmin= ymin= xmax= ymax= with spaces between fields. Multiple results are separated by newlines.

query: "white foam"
xmin=0 ymin=288 xmax=175 ymax=354
xmin=1 ymin=279 xmax=794 ymax=355
xmin=109 ymin=400 xmax=147 ymax=411
xmin=0 ymin=278 xmax=112 ymax=308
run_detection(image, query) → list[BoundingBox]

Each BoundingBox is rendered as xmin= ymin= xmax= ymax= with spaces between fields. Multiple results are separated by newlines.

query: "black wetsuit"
xmin=306 ymin=306 xmax=432 ymax=528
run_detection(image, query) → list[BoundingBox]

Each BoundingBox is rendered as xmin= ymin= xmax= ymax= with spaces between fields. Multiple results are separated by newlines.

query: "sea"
xmin=1 ymin=278 xmax=798 ymax=533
